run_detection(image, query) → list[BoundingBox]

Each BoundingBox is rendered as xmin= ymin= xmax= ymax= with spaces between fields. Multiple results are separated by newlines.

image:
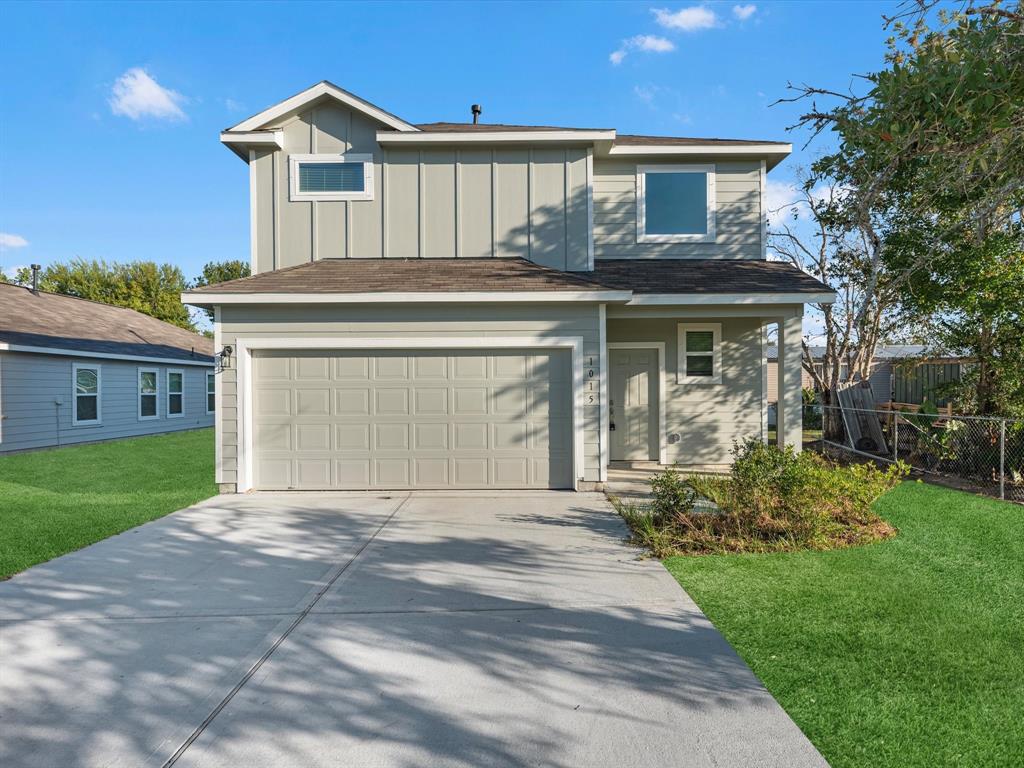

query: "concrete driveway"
xmin=0 ymin=492 xmax=826 ymax=768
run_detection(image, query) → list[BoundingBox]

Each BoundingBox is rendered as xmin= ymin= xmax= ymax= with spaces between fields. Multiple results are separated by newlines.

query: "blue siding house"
xmin=0 ymin=282 xmax=215 ymax=453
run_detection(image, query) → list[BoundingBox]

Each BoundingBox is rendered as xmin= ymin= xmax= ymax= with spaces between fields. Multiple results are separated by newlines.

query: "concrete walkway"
xmin=0 ymin=492 xmax=826 ymax=768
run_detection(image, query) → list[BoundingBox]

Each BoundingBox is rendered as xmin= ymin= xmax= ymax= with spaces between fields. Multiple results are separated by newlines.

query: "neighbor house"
xmin=182 ymin=81 xmax=834 ymax=492
xmin=0 ymin=282 xmax=215 ymax=453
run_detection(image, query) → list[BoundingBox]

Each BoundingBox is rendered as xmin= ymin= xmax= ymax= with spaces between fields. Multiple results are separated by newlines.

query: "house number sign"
xmin=584 ymin=355 xmax=598 ymax=405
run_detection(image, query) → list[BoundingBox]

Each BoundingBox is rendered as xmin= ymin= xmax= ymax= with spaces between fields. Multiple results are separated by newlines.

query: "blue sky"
xmin=0 ymin=0 xmax=893 ymax=286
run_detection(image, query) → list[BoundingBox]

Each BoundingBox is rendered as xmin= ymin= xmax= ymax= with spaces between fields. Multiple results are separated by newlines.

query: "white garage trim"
xmin=235 ymin=336 xmax=585 ymax=492
xmin=607 ymin=342 xmax=667 ymax=465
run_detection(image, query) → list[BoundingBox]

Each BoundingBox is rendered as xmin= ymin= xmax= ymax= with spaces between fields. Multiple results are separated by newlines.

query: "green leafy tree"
xmin=191 ymin=260 xmax=250 ymax=321
xmin=32 ymin=259 xmax=195 ymax=330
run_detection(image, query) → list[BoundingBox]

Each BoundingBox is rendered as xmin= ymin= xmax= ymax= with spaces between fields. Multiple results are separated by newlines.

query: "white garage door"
xmin=252 ymin=349 xmax=573 ymax=490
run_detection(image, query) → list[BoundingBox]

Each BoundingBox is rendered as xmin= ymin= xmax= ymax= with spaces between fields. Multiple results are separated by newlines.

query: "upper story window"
xmin=289 ymin=153 xmax=374 ymax=202
xmin=72 ymin=363 xmax=101 ymax=425
xmin=637 ymin=164 xmax=716 ymax=243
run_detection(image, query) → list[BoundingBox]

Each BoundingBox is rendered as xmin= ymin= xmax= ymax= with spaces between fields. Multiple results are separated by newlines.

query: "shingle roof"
xmin=592 ymin=259 xmax=832 ymax=294
xmin=187 ymin=258 xmax=610 ymax=294
xmin=186 ymin=257 xmax=830 ymax=298
xmin=0 ymin=282 xmax=214 ymax=362
xmin=407 ymin=123 xmax=786 ymax=146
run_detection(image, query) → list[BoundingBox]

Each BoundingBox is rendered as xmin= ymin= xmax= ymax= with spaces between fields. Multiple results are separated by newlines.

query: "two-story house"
xmin=183 ymin=81 xmax=834 ymax=493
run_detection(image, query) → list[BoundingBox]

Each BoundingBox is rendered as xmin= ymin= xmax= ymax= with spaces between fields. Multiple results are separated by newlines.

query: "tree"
xmin=31 ymin=259 xmax=195 ymax=330
xmin=775 ymin=0 xmax=1024 ymax=416
xmin=768 ymin=177 xmax=906 ymax=404
xmin=191 ymin=260 xmax=250 ymax=322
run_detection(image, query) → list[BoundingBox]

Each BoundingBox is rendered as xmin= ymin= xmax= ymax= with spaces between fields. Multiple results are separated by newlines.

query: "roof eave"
xmin=219 ymin=130 xmax=285 ymax=161
xmin=606 ymin=143 xmax=792 ymax=170
xmin=226 ymin=80 xmax=419 ymax=135
xmin=625 ymin=291 xmax=836 ymax=306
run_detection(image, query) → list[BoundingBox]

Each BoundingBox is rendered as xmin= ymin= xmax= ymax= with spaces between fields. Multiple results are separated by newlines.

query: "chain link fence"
xmin=804 ymin=403 xmax=1024 ymax=502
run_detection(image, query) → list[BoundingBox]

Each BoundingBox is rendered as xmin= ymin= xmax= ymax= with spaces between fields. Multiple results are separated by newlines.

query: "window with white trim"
xmin=167 ymin=369 xmax=184 ymax=417
xmin=138 ymin=367 xmax=159 ymax=420
xmin=637 ymin=164 xmax=716 ymax=243
xmin=73 ymin=363 xmax=101 ymax=425
xmin=206 ymin=372 xmax=215 ymax=414
xmin=677 ymin=323 xmax=722 ymax=384
xmin=289 ymin=153 xmax=374 ymax=201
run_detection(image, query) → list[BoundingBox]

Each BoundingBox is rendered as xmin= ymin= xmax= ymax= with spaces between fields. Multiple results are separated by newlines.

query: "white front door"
xmin=609 ymin=348 xmax=658 ymax=461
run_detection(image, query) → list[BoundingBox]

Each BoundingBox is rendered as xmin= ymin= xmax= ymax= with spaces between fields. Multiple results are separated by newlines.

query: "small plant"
xmin=618 ymin=439 xmax=908 ymax=556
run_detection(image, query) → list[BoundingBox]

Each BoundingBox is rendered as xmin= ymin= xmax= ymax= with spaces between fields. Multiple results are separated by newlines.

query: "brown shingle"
xmin=0 ymin=282 xmax=214 ymax=361
xmin=189 ymin=258 xmax=611 ymax=294
xmin=186 ymin=257 xmax=830 ymax=297
xmin=593 ymin=259 xmax=830 ymax=294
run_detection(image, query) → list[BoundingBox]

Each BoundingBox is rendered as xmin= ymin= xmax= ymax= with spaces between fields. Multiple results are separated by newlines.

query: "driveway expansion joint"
xmin=160 ymin=493 xmax=412 ymax=768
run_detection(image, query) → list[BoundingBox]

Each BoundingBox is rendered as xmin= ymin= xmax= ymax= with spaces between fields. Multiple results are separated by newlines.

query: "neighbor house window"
xmin=167 ymin=369 xmax=184 ymax=417
xmin=138 ymin=367 xmax=159 ymax=420
xmin=206 ymin=372 xmax=216 ymax=414
xmin=637 ymin=164 xmax=716 ymax=243
xmin=72 ymin=363 xmax=101 ymax=425
xmin=289 ymin=153 xmax=374 ymax=202
xmin=677 ymin=323 xmax=722 ymax=384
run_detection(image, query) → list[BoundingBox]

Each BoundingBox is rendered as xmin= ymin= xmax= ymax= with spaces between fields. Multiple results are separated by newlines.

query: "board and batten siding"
xmin=215 ymin=304 xmax=603 ymax=487
xmin=607 ymin=316 xmax=764 ymax=465
xmin=251 ymin=104 xmax=590 ymax=272
xmin=592 ymin=158 xmax=763 ymax=260
xmin=0 ymin=352 xmax=214 ymax=453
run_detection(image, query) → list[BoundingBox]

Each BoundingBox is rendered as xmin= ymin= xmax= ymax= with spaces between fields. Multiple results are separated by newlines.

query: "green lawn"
xmin=0 ymin=429 xmax=217 ymax=578
xmin=665 ymin=481 xmax=1024 ymax=768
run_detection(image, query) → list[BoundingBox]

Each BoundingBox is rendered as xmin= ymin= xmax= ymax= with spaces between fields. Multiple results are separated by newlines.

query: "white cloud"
xmin=732 ymin=4 xmax=757 ymax=21
xmin=652 ymin=5 xmax=719 ymax=32
xmin=109 ymin=68 xmax=186 ymax=121
xmin=0 ymin=233 xmax=28 ymax=249
xmin=223 ymin=97 xmax=245 ymax=113
xmin=610 ymin=34 xmax=675 ymax=65
xmin=765 ymin=179 xmax=804 ymax=218
xmin=630 ymin=34 xmax=676 ymax=52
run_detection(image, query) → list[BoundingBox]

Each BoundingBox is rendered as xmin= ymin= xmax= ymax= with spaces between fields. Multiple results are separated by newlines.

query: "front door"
xmin=609 ymin=348 xmax=658 ymax=461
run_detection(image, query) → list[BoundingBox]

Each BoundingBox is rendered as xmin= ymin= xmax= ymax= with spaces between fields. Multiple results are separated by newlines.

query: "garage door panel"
xmin=336 ymin=424 xmax=370 ymax=450
xmin=413 ymin=388 xmax=448 ymax=415
xmin=253 ymin=349 xmax=572 ymax=490
xmin=296 ymin=424 xmax=331 ymax=451
xmin=296 ymin=389 xmax=331 ymax=416
xmin=336 ymin=389 xmax=370 ymax=414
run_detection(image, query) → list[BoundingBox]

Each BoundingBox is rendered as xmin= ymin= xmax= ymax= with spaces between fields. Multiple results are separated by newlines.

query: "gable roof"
xmin=0 ymin=282 xmax=214 ymax=364
xmin=593 ymin=259 xmax=831 ymax=295
xmin=220 ymin=82 xmax=791 ymax=167
xmin=226 ymin=80 xmax=418 ymax=134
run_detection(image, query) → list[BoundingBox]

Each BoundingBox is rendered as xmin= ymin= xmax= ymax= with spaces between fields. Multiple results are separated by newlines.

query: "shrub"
xmin=618 ymin=439 xmax=908 ymax=556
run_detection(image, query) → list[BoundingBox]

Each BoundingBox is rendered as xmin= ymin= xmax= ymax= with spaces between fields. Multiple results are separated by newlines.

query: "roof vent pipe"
xmin=471 ymin=104 xmax=482 ymax=124
xmin=30 ymin=264 xmax=41 ymax=293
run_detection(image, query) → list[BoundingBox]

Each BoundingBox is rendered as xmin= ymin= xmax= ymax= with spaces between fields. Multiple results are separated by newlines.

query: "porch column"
xmin=777 ymin=311 xmax=803 ymax=452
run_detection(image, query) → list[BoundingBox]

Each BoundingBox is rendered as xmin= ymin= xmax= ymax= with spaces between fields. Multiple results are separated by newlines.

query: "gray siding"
xmin=593 ymin=158 xmax=763 ymax=260
xmin=251 ymin=104 xmax=591 ymax=272
xmin=608 ymin=317 xmax=763 ymax=465
xmin=216 ymin=304 xmax=602 ymax=486
xmin=0 ymin=352 xmax=214 ymax=454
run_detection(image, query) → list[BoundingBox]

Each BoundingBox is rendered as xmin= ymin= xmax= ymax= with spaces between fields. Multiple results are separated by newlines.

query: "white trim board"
xmin=626 ymin=292 xmax=836 ymax=306
xmin=228 ymin=81 xmax=418 ymax=134
xmin=607 ymin=143 xmax=791 ymax=170
xmin=378 ymin=130 xmax=617 ymax=145
xmin=182 ymin=290 xmax=633 ymax=306
xmin=0 ymin=342 xmax=214 ymax=367
xmin=598 ymin=303 xmax=608 ymax=482
xmin=607 ymin=342 xmax=668 ymax=465
xmin=234 ymin=336 xmax=586 ymax=493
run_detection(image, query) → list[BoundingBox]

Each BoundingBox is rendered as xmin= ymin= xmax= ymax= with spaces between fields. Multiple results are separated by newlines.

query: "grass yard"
xmin=666 ymin=481 xmax=1024 ymax=767
xmin=0 ymin=429 xmax=217 ymax=578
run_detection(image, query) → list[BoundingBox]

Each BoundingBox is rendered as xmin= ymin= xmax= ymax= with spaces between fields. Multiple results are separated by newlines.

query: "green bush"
xmin=619 ymin=439 xmax=908 ymax=556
